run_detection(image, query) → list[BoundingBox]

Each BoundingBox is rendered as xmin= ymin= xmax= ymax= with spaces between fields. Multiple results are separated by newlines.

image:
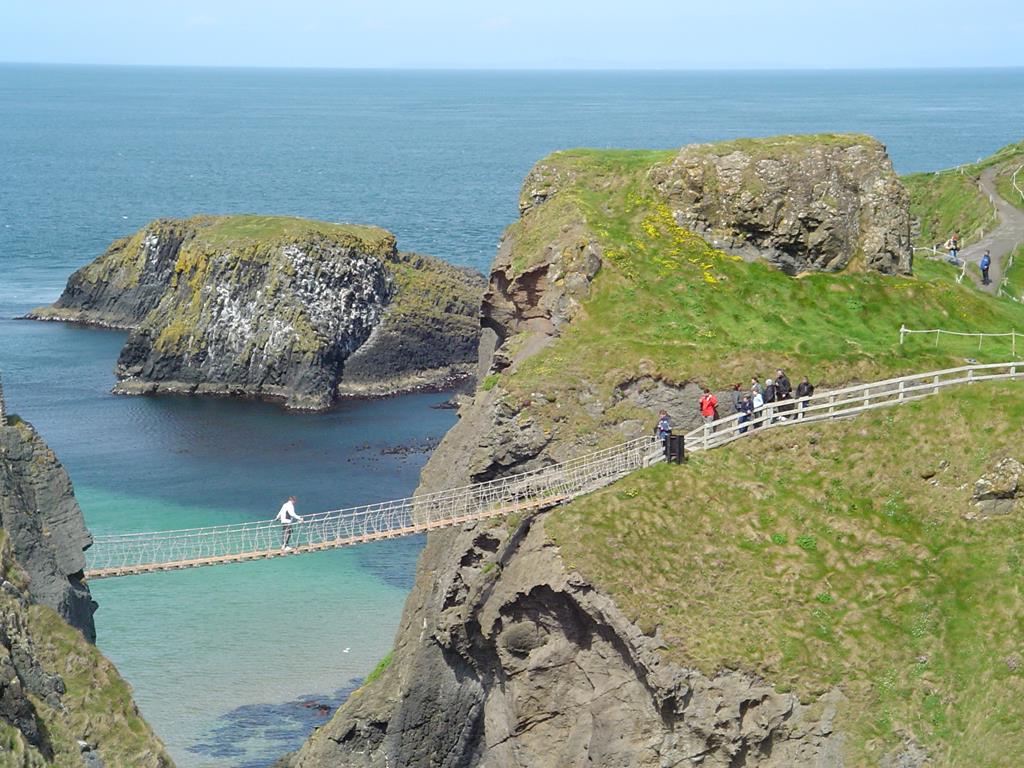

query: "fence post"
xmin=935 ymin=330 xmax=940 ymax=347
xmin=899 ymin=324 xmax=907 ymax=345
xmin=898 ymin=380 xmax=905 ymax=402
xmin=978 ymin=334 xmax=983 ymax=352
xmin=1014 ymin=332 xmax=1017 ymax=358
xmin=828 ymin=394 xmax=835 ymax=417
xmin=933 ymin=375 xmax=940 ymax=394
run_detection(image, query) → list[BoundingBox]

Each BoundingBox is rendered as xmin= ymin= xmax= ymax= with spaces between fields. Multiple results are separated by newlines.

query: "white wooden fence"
xmin=684 ymin=361 xmax=1023 ymax=452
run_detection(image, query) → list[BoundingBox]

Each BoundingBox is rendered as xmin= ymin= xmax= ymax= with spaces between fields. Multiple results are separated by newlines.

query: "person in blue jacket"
xmin=980 ymin=251 xmax=992 ymax=285
xmin=655 ymin=410 xmax=672 ymax=445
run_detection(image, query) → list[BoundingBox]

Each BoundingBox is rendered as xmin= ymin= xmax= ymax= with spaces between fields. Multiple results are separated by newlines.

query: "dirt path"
xmin=959 ymin=167 xmax=1024 ymax=293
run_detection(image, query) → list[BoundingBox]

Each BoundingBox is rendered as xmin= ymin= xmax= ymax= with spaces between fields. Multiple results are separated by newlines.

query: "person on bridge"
xmin=981 ymin=251 xmax=992 ymax=285
xmin=737 ymin=394 xmax=754 ymax=434
xmin=276 ymin=496 xmax=303 ymax=551
xmin=699 ymin=388 xmax=718 ymax=427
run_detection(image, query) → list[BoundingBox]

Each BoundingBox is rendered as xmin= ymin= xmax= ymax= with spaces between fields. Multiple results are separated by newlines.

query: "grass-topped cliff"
xmin=29 ymin=215 xmax=484 ymax=409
xmin=549 ymin=382 xmax=1024 ymax=765
xmin=477 ymin=138 xmax=1024 ymax=459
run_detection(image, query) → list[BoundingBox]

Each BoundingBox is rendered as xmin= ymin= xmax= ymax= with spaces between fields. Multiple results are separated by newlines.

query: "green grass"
xmin=487 ymin=147 xmax=1024 ymax=447
xmin=27 ymin=606 xmax=173 ymax=767
xmin=363 ymin=652 xmax=393 ymax=686
xmin=196 ymin=214 xmax=394 ymax=252
xmin=904 ymin=171 xmax=996 ymax=248
xmin=1001 ymin=244 xmax=1024 ymax=301
xmin=547 ymin=382 xmax=1024 ymax=766
xmin=995 ymin=162 xmax=1024 ymax=213
xmin=681 ymin=132 xmax=874 ymax=159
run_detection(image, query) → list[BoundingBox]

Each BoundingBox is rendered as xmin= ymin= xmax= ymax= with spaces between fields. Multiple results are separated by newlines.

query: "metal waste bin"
xmin=665 ymin=434 xmax=685 ymax=464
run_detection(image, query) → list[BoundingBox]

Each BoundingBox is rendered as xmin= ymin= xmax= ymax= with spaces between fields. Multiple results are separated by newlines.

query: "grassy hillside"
xmin=548 ymin=382 xmax=1024 ymax=766
xmin=490 ymin=145 xmax=1024 ymax=445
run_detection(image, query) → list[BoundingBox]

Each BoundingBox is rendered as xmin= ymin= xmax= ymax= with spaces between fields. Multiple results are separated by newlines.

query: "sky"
xmin=2 ymin=0 xmax=1023 ymax=70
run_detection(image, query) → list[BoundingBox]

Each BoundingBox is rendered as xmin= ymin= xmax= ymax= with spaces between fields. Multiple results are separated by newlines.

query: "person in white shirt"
xmin=275 ymin=496 xmax=303 ymax=550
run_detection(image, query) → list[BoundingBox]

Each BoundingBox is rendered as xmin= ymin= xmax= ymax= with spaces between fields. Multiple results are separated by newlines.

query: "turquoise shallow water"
xmin=1 ymin=65 xmax=1023 ymax=766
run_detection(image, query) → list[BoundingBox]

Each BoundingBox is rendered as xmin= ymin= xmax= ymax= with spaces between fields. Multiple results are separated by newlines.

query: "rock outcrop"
xmin=649 ymin=134 xmax=913 ymax=275
xmin=27 ymin=216 xmax=484 ymax=410
xmin=0 ymin=408 xmax=95 ymax=641
xmin=0 ymin=390 xmax=171 ymax=766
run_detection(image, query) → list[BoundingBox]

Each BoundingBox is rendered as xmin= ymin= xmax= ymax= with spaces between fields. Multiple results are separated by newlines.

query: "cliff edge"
xmin=27 ymin=216 xmax=484 ymax=410
xmin=0 ymin=384 xmax=172 ymax=766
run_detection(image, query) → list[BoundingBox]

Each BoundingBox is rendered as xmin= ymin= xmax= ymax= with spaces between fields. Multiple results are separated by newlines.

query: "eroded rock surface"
xmin=28 ymin=216 xmax=484 ymax=410
xmin=968 ymin=457 xmax=1023 ymax=518
xmin=283 ymin=514 xmax=846 ymax=768
xmin=0 ymin=416 xmax=95 ymax=640
xmin=649 ymin=135 xmax=913 ymax=275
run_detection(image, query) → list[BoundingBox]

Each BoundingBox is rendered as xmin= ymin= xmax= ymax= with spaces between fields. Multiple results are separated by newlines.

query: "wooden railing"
xmin=683 ymin=361 xmax=1022 ymax=452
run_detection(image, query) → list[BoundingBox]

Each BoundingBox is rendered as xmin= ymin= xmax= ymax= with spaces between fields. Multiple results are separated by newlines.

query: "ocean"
xmin=1 ymin=65 xmax=1022 ymax=766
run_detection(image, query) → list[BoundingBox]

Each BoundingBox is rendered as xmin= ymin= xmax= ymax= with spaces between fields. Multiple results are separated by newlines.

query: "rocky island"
xmin=0 ymin=382 xmax=171 ymax=766
xmin=278 ymin=136 xmax=1024 ymax=767
xmin=28 ymin=216 xmax=484 ymax=410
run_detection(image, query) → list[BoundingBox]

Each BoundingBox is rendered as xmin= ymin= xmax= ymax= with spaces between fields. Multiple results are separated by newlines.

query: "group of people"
xmin=654 ymin=369 xmax=815 ymax=444
xmin=732 ymin=370 xmax=814 ymax=432
xmin=944 ymin=232 xmax=994 ymax=285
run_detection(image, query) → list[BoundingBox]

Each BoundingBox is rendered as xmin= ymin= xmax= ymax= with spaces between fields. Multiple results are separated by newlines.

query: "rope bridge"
xmin=85 ymin=436 xmax=662 ymax=578
xmin=85 ymin=361 xmax=1023 ymax=579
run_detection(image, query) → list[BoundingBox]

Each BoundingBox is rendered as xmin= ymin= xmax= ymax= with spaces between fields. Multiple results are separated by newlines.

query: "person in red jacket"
xmin=699 ymin=388 xmax=718 ymax=427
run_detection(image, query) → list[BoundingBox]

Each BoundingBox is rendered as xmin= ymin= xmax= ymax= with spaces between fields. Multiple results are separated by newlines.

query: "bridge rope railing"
xmin=85 ymin=434 xmax=663 ymax=577
xmin=683 ymin=361 xmax=1022 ymax=453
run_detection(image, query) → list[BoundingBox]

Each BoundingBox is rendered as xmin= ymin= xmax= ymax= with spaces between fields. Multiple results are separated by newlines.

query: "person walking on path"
xmin=699 ymin=388 xmax=718 ymax=428
xmin=655 ymin=410 xmax=672 ymax=445
xmin=981 ymin=251 xmax=992 ymax=285
xmin=276 ymin=495 xmax=303 ymax=551
xmin=944 ymin=233 xmax=960 ymax=265
xmin=796 ymin=376 xmax=814 ymax=409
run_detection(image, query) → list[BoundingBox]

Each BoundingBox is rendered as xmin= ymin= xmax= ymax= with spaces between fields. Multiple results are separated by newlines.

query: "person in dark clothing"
xmin=731 ymin=383 xmax=743 ymax=413
xmin=795 ymin=376 xmax=814 ymax=410
xmin=775 ymin=369 xmax=793 ymax=417
xmin=981 ymin=251 xmax=992 ymax=285
xmin=737 ymin=395 xmax=754 ymax=434
xmin=762 ymin=378 xmax=777 ymax=425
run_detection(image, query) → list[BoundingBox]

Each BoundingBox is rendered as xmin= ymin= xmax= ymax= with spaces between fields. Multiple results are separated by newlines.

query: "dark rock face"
xmin=27 ymin=216 xmax=484 ymax=410
xmin=0 ymin=417 xmax=96 ymax=642
xmin=649 ymin=135 xmax=913 ymax=275
xmin=284 ymin=515 xmax=846 ymax=768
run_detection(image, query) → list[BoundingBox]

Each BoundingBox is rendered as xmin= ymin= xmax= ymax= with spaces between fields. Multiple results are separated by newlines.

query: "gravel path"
xmin=959 ymin=167 xmax=1024 ymax=294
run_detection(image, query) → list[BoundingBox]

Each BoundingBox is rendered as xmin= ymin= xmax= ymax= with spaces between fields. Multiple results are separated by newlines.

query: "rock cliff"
xmin=648 ymin=134 xmax=913 ymax=275
xmin=278 ymin=137 xmax=1020 ymax=767
xmin=28 ymin=216 xmax=484 ymax=410
xmin=0 ymin=389 xmax=171 ymax=766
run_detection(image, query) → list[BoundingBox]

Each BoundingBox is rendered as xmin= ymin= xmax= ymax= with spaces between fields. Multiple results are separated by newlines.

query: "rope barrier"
xmin=899 ymin=325 xmax=1022 ymax=355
